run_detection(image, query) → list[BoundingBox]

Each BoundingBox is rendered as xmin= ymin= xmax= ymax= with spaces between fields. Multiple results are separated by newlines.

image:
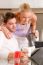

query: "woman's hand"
xmin=0 ymin=26 xmax=2 ymax=31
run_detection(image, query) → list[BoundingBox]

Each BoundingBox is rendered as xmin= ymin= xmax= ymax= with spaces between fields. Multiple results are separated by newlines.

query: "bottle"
xmin=21 ymin=48 xmax=29 ymax=64
xmin=14 ymin=51 xmax=21 ymax=65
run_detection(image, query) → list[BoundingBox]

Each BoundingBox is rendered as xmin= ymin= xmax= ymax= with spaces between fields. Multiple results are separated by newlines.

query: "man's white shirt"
xmin=0 ymin=31 xmax=19 ymax=59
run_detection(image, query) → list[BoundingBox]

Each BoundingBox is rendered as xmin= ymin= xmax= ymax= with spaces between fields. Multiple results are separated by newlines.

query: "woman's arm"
xmin=0 ymin=25 xmax=12 ymax=39
xmin=0 ymin=26 xmax=2 ymax=31
xmin=31 ymin=13 xmax=37 ymax=33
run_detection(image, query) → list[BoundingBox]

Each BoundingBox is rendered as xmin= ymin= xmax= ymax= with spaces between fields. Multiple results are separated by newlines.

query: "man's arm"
xmin=0 ymin=31 xmax=14 ymax=61
xmin=0 ymin=31 xmax=8 ymax=59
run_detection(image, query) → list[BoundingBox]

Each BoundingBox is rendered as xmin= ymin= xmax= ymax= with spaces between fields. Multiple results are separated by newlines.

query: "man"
xmin=0 ymin=12 xmax=20 ymax=64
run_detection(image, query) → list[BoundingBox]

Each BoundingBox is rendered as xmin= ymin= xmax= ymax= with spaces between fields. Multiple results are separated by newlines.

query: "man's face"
xmin=20 ymin=11 xmax=32 ymax=24
xmin=5 ymin=18 xmax=16 ymax=32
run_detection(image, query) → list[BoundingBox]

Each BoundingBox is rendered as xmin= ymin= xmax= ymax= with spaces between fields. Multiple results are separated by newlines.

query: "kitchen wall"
xmin=36 ymin=13 xmax=43 ymax=41
xmin=0 ymin=0 xmax=43 ymax=8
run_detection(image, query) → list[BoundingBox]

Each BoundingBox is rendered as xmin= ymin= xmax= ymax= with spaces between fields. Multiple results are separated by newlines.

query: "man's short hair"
xmin=3 ymin=12 xmax=16 ymax=23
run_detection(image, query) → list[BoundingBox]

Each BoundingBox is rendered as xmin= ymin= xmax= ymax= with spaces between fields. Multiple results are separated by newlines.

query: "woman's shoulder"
xmin=0 ymin=31 xmax=5 ymax=39
xmin=0 ymin=31 xmax=4 ymax=35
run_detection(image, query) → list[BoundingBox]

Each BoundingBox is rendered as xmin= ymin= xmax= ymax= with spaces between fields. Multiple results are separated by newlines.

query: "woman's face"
xmin=20 ymin=11 xmax=32 ymax=25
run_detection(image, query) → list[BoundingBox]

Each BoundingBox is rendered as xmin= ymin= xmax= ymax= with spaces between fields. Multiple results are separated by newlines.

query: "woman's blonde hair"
xmin=16 ymin=3 xmax=31 ymax=22
xmin=20 ymin=3 xmax=31 ymax=11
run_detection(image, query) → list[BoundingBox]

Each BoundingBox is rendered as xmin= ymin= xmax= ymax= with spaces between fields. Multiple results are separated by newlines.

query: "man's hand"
xmin=8 ymin=52 xmax=14 ymax=63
